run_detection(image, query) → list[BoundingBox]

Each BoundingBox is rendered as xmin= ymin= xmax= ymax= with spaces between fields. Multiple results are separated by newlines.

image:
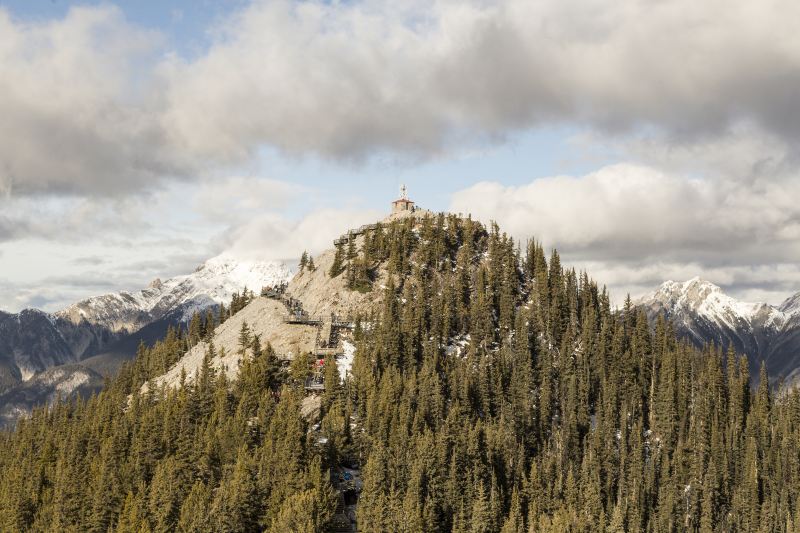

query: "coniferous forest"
xmin=1 ymin=214 xmax=800 ymax=532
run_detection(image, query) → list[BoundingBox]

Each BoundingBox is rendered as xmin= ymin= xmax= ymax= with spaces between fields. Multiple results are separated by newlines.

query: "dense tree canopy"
xmin=1 ymin=213 xmax=800 ymax=532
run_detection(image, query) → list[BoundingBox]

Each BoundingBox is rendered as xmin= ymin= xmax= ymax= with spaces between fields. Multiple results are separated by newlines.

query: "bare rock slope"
xmin=286 ymin=245 xmax=385 ymax=319
xmin=144 ymin=297 xmax=318 ymax=391
xmin=143 ymin=217 xmax=404 ymax=392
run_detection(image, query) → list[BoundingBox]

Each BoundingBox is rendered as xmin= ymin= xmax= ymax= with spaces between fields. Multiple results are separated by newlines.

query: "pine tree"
xmin=330 ymin=242 xmax=345 ymax=277
xmin=237 ymin=321 xmax=252 ymax=357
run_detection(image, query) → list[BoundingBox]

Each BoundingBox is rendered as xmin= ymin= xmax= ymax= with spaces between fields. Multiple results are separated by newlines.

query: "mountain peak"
xmin=648 ymin=277 xmax=723 ymax=305
xmin=639 ymin=277 xmax=778 ymax=331
xmin=55 ymin=255 xmax=292 ymax=332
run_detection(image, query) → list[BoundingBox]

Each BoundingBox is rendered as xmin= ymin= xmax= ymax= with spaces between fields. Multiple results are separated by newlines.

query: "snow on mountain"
xmin=637 ymin=278 xmax=800 ymax=385
xmin=779 ymin=292 xmax=800 ymax=317
xmin=56 ymin=254 xmax=292 ymax=333
xmin=637 ymin=277 xmax=785 ymax=332
xmin=0 ymin=254 xmax=293 ymax=425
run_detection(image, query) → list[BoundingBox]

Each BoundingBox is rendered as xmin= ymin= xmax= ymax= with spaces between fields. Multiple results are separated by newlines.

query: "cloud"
xmin=218 ymin=207 xmax=383 ymax=264
xmin=0 ymin=6 xmax=193 ymax=197
xmin=161 ymin=0 xmax=800 ymax=164
xmin=5 ymin=0 xmax=800 ymax=197
xmin=69 ymin=255 xmax=108 ymax=267
xmin=0 ymin=195 xmax=160 ymax=244
xmin=192 ymin=176 xmax=306 ymax=223
xmin=2 ymin=0 xmax=799 ymax=310
xmin=450 ymin=163 xmax=800 ymax=304
xmin=0 ymin=276 xmax=119 ymax=313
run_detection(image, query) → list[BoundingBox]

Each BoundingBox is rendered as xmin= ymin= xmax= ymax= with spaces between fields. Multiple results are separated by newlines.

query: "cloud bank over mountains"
xmin=451 ymin=163 xmax=800 ymax=304
xmin=4 ymin=0 xmax=800 ymax=196
xmin=1 ymin=0 xmax=799 ymax=309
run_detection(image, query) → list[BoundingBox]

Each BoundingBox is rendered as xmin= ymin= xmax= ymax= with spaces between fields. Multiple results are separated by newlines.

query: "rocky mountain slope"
xmin=139 ymin=208 xmax=438 ymax=404
xmin=144 ymin=233 xmax=383 ymax=394
xmin=0 ymin=309 xmax=116 ymax=386
xmin=0 ymin=255 xmax=291 ymax=425
xmin=57 ymin=254 xmax=291 ymax=333
xmin=637 ymin=277 xmax=800 ymax=383
xmin=0 ymin=364 xmax=104 ymax=427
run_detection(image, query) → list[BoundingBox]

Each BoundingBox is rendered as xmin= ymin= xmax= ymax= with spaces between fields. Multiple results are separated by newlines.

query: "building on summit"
xmin=391 ymin=184 xmax=415 ymax=214
xmin=334 ymin=185 xmax=421 ymax=246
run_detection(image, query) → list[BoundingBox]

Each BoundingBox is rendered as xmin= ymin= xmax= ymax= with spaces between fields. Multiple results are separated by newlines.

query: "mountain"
xmin=0 ymin=309 xmax=116 ymax=387
xmin=0 ymin=364 xmax=105 ymax=427
xmin=637 ymin=277 xmax=800 ymax=383
xmin=0 ymin=255 xmax=292 ymax=424
xmin=143 ymin=237 xmax=382 ymax=393
xmin=56 ymin=254 xmax=292 ymax=333
xmin=5 ymin=211 xmax=800 ymax=531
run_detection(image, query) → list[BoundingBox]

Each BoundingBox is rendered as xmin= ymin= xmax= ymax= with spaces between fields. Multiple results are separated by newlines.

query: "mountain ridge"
xmin=637 ymin=277 xmax=800 ymax=383
xmin=0 ymin=254 xmax=292 ymax=424
xmin=56 ymin=254 xmax=292 ymax=333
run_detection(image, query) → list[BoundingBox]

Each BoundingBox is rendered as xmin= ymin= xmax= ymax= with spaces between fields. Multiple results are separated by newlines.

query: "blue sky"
xmin=1 ymin=0 xmax=245 ymax=53
xmin=1 ymin=0 xmax=799 ymax=311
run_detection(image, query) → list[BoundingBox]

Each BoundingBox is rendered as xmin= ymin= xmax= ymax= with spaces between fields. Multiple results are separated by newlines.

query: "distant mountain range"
xmin=6 ymin=265 xmax=799 ymax=426
xmin=0 ymin=255 xmax=291 ymax=425
xmin=637 ymin=277 xmax=800 ymax=385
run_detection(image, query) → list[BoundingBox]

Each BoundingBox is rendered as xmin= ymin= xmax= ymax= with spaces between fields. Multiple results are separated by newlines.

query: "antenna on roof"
xmin=400 ymin=183 xmax=408 ymax=200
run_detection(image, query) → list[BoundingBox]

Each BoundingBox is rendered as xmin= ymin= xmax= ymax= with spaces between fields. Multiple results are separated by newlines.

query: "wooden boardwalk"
xmin=264 ymin=291 xmax=357 ymax=396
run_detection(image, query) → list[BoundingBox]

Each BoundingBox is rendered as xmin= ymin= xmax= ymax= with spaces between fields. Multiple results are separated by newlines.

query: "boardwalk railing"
xmin=304 ymin=375 xmax=325 ymax=392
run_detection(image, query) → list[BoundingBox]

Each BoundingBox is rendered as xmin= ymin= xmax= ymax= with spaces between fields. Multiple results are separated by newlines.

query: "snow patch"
xmin=779 ymin=292 xmax=800 ymax=317
xmin=337 ymin=340 xmax=356 ymax=382
xmin=19 ymin=367 xmax=34 ymax=382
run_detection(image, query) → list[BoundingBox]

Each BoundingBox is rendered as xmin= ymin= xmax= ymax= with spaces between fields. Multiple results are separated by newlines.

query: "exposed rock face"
xmin=0 ymin=309 xmax=114 ymax=387
xmin=286 ymin=245 xmax=386 ymax=319
xmin=637 ymin=278 xmax=800 ymax=384
xmin=0 ymin=365 xmax=103 ymax=427
xmin=143 ymin=297 xmax=318 ymax=392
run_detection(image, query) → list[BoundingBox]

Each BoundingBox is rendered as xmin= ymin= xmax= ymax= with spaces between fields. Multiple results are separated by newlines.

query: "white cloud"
xmin=161 ymin=0 xmax=800 ymax=163
xmin=218 ymin=207 xmax=383 ymax=264
xmin=2 ymin=0 xmax=800 ymax=310
xmin=192 ymin=176 xmax=306 ymax=223
xmin=5 ymin=0 xmax=800 ymax=195
xmin=0 ymin=6 xmax=188 ymax=197
xmin=450 ymin=163 xmax=800 ymax=304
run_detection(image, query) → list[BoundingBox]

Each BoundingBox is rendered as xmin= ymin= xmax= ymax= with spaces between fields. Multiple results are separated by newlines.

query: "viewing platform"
xmin=315 ymin=347 xmax=343 ymax=358
xmin=283 ymin=314 xmax=323 ymax=326
xmin=333 ymin=222 xmax=381 ymax=246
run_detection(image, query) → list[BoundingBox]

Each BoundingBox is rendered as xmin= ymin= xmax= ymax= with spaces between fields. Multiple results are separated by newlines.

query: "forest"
xmin=1 ymin=213 xmax=799 ymax=532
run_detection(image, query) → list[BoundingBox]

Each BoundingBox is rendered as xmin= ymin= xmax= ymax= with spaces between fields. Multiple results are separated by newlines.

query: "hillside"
xmin=143 ymin=297 xmax=318 ymax=392
xmin=1 ymin=212 xmax=800 ymax=532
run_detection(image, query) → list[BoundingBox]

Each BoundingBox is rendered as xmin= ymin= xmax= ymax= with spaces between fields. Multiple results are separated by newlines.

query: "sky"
xmin=1 ymin=0 xmax=799 ymax=312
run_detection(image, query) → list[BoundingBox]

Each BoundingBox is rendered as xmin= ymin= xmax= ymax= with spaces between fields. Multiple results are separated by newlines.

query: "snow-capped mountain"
xmin=637 ymin=278 xmax=800 ymax=383
xmin=56 ymin=255 xmax=292 ymax=333
xmin=0 ymin=255 xmax=292 ymax=425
